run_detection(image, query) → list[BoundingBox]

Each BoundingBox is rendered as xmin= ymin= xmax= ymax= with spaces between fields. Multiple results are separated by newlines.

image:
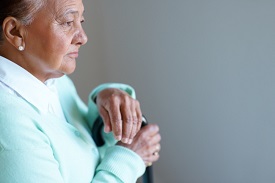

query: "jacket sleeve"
xmin=92 ymin=146 xmax=145 ymax=183
xmin=58 ymin=77 xmax=145 ymax=182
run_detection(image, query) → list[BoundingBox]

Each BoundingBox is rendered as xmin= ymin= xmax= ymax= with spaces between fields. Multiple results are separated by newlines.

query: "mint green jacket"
xmin=0 ymin=75 xmax=145 ymax=183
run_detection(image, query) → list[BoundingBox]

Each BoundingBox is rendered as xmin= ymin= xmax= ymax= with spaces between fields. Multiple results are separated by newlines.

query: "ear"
xmin=2 ymin=17 xmax=26 ymax=50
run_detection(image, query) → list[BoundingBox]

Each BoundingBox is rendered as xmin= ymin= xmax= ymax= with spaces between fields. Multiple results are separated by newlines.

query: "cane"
xmin=140 ymin=116 xmax=154 ymax=183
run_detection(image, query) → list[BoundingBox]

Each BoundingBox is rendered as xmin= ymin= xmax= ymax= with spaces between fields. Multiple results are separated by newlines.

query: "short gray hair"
xmin=0 ymin=0 xmax=45 ymax=43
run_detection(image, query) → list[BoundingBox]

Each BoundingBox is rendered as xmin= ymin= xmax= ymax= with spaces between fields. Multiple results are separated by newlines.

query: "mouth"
xmin=67 ymin=52 xmax=79 ymax=58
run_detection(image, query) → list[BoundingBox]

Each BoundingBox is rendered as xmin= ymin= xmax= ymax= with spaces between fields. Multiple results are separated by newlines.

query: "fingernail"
xmin=122 ymin=138 xmax=129 ymax=144
xmin=128 ymin=139 xmax=133 ymax=144
xmin=104 ymin=126 xmax=110 ymax=132
xmin=115 ymin=135 xmax=122 ymax=141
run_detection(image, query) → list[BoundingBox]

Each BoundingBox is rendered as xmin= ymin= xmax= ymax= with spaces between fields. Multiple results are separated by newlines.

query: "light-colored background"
xmin=70 ymin=0 xmax=275 ymax=182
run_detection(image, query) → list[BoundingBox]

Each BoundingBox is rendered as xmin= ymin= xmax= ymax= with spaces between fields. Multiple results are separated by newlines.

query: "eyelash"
xmin=65 ymin=21 xmax=74 ymax=27
xmin=63 ymin=19 xmax=85 ymax=27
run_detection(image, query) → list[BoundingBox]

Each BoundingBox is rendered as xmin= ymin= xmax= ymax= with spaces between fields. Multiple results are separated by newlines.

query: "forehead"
xmin=46 ymin=0 xmax=84 ymax=14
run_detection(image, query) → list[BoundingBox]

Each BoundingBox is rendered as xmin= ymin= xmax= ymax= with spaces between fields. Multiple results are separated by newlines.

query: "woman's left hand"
xmin=96 ymin=88 xmax=143 ymax=144
xmin=117 ymin=124 xmax=161 ymax=167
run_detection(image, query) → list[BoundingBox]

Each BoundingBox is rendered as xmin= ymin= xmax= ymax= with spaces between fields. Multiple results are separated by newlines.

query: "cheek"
xmin=47 ymin=32 xmax=71 ymax=57
xmin=26 ymin=28 xmax=70 ymax=61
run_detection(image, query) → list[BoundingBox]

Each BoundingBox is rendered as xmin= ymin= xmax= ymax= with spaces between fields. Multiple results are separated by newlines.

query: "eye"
xmin=66 ymin=21 xmax=74 ymax=26
xmin=63 ymin=21 xmax=74 ymax=27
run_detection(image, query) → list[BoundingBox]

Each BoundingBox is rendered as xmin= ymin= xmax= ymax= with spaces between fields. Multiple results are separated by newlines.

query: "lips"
xmin=68 ymin=52 xmax=79 ymax=58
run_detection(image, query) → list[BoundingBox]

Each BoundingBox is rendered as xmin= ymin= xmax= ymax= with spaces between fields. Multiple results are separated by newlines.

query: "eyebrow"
xmin=64 ymin=10 xmax=79 ymax=16
xmin=64 ymin=9 xmax=85 ymax=17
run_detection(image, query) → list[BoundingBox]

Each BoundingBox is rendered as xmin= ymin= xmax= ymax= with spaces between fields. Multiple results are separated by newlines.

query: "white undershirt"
xmin=0 ymin=56 xmax=67 ymax=122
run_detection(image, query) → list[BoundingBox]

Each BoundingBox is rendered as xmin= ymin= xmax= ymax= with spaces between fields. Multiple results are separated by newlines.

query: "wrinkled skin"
xmin=97 ymin=88 xmax=161 ymax=165
xmin=96 ymin=88 xmax=143 ymax=144
xmin=117 ymin=124 xmax=161 ymax=166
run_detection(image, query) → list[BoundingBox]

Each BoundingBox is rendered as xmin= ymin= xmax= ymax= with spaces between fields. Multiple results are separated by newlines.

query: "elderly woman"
xmin=0 ymin=0 xmax=161 ymax=182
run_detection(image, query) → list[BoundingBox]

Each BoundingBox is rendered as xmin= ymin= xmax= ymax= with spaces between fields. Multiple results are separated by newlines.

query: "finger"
xmin=128 ymin=103 xmax=139 ymax=143
xmin=142 ymin=143 xmax=161 ymax=164
xmin=140 ymin=124 xmax=159 ymax=137
xmin=121 ymin=103 xmax=133 ymax=144
xmin=138 ymin=133 xmax=161 ymax=157
xmin=149 ymin=133 xmax=162 ymax=145
xmin=144 ymin=152 xmax=160 ymax=163
xmin=99 ymin=107 xmax=112 ymax=132
xmin=128 ymin=115 xmax=137 ymax=144
xmin=108 ymin=101 xmax=123 ymax=141
xmin=135 ymin=100 xmax=143 ymax=133
xmin=143 ymin=143 xmax=161 ymax=157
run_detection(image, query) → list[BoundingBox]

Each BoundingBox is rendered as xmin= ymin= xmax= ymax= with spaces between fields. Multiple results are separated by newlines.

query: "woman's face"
xmin=23 ymin=0 xmax=88 ymax=81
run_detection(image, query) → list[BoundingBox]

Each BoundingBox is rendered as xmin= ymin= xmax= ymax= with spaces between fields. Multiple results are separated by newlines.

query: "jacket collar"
xmin=0 ymin=56 xmax=57 ymax=114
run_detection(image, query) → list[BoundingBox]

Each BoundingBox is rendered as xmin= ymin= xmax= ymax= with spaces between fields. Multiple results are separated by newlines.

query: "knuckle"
xmin=112 ymin=118 xmax=122 ymax=124
xmin=132 ymin=116 xmax=138 ymax=124
xmin=145 ymin=145 xmax=151 ymax=152
xmin=150 ymin=124 xmax=159 ymax=132
xmin=110 ymin=94 xmax=119 ymax=103
xmin=154 ymin=124 xmax=159 ymax=131
xmin=139 ymin=140 xmax=146 ymax=147
xmin=140 ymin=132 xmax=147 ymax=139
xmin=124 ymin=116 xmax=133 ymax=124
xmin=147 ymin=140 xmax=153 ymax=146
xmin=148 ymin=125 xmax=155 ymax=132
xmin=157 ymin=134 xmax=162 ymax=141
xmin=122 ymin=95 xmax=130 ymax=103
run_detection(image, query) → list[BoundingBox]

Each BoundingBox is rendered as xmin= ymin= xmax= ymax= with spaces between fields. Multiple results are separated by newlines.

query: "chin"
xmin=65 ymin=69 xmax=76 ymax=75
xmin=62 ymin=59 xmax=77 ymax=75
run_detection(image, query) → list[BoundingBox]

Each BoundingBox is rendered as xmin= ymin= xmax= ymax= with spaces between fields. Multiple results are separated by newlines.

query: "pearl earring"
xmin=18 ymin=46 xmax=24 ymax=51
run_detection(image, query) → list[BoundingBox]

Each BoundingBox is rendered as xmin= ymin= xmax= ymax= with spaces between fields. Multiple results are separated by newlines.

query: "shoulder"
xmin=0 ymin=91 xmax=38 ymax=118
xmin=0 ymin=91 xmax=49 ymax=150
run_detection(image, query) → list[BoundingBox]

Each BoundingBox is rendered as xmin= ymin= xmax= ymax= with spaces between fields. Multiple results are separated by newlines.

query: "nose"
xmin=73 ymin=26 xmax=88 ymax=46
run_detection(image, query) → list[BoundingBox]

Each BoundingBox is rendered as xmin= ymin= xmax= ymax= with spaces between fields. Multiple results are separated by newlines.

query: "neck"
xmin=0 ymin=43 xmax=46 ymax=82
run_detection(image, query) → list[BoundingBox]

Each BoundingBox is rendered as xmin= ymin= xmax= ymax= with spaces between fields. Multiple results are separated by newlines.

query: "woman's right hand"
xmin=117 ymin=124 xmax=161 ymax=166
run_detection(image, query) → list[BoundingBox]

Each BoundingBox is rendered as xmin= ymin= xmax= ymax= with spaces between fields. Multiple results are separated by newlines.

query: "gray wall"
xmin=70 ymin=0 xmax=275 ymax=182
